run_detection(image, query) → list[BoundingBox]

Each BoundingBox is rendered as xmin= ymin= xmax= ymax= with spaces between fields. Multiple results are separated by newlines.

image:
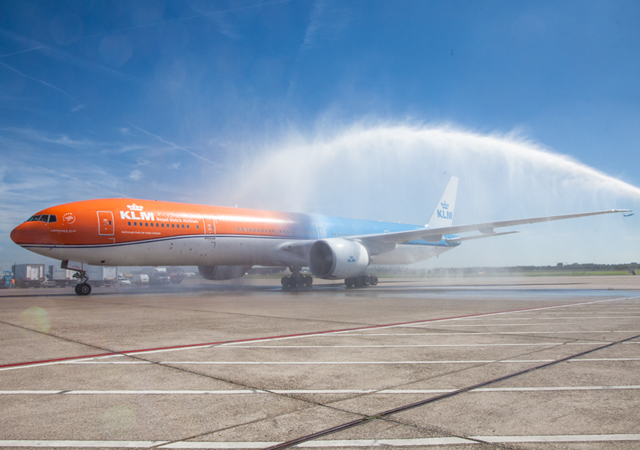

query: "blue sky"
xmin=1 ymin=0 xmax=639 ymax=270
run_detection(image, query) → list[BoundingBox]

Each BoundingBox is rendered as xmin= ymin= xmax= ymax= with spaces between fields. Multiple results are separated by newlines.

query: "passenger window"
xmin=145 ymin=222 xmax=148 ymax=226
xmin=172 ymin=224 xmax=175 ymax=228
xmin=128 ymin=221 xmax=131 ymax=226
xmin=49 ymin=215 xmax=57 ymax=223
xmin=187 ymin=225 xmax=189 ymax=229
xmin=134 ymin=222 xmax=137 ymax=226
xmin=182 ymin=224 xmax=185 ymax=228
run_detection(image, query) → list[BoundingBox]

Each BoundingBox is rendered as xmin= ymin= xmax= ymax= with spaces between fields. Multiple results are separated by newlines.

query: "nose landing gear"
xmin=75 ymin=282 xmax=92 ymax=296
xmin=72 ymin=270 xmax=92 ymax=296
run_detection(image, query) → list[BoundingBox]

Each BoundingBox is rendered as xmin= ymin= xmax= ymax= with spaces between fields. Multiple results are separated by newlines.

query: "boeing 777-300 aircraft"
xmin=10 ymin=177 xmax=630 ymax=295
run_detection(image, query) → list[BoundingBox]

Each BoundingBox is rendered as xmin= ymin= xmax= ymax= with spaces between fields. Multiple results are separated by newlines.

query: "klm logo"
xmin=120 ymin=204 xmax=154 ymax=221
xmin=437 ymin=210 xmax=453 ymax=220
xmin=120 ymin=210 xmax=155 ymax=220
xmin=347 ymin=256 xmax=356 ymax=262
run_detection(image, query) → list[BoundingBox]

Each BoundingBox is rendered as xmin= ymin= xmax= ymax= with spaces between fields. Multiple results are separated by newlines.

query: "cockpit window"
xmin=38 ymin=215 xmax=49 ymax=222
xmin=27 ymin=215 xmax=41 ymax=222
xmin=48 ymin=215 xmax=57 ymax=223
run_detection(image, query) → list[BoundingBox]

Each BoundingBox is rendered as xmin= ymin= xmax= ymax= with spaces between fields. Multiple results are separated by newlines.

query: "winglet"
xmin=426 ymin=177 xmax=459 ymax=228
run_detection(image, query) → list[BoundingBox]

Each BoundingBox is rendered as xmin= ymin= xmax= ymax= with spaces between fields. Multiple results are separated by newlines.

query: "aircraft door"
xmin=203 ymin=217 xmax=217 ymax=240
xmin=97 ymin=211 xmax=114 ymax=236
xmin=316 ymin=225 xmax=326 ymax=239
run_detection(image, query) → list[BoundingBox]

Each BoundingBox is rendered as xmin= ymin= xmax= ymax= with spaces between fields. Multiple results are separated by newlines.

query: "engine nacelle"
xmin=198 ymin=265 xmax=251 ymax=281
xmin=308 ymin=239 xmax=370 ymax=279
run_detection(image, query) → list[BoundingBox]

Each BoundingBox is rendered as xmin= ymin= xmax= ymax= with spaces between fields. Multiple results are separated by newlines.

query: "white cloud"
xmin=130 ymin=170 xmax=143 ymax=180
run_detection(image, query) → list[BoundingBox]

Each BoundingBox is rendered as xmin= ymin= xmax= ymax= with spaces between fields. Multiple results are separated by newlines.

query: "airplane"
xmin=624 ymin=213 xmax=635 ymax=217
xmin=10 ymin=177 xmax=631 ymax=295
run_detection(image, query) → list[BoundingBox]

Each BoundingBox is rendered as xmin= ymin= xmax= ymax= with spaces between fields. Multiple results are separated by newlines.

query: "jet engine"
xmin=308 ymin=239 xmax=370 ymax=279
xmin=198 ymin=265 xmax=252 ymax=280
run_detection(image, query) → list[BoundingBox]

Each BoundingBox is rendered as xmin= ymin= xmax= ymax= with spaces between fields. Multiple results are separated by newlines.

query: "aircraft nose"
xmin=10 ymin=223 xmax=31 ymax=245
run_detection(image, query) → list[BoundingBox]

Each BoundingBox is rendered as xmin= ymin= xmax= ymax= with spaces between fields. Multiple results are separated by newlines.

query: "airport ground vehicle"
xmin=10 ymin=177 xmax=631 ymax=295
xmin=13 ymin=264 xmax=45 ymax=288
xmin=1 ymin=271 xmax=12 ymax=288
xmin=86 ymin=266 xmax=117 ymax=287
xmin=48 ymin=266 xmax=78 ymax=287
xmin=167 ymin=266 xmax=185 ymax=284
xmin=131 ymin=274 xmax=149 ymax=285
xmin=141 ymin=267 xmax=171 ymax=285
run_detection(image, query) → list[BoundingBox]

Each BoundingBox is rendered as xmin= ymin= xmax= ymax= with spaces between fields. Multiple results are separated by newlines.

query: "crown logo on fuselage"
xmin=127 ymin=203 xmax=144 ymax=211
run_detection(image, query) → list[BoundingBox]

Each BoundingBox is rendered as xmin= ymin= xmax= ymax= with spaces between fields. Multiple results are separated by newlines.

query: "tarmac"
xmin=1 ymin=275 xmax=639 ymax=449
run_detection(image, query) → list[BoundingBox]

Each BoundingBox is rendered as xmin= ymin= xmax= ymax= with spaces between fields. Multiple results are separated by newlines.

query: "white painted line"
xmin=161 ymin=438 xmax=475 ymax=448
xmin=474 ymin=434 xmax=640 ymax=443
xmin=505 ymin=358 xmax=640 ymax=362
xmin=0 ymin=441 xmax=169 ymax=448
xmin=64 ymin=360 xmax=495 ymax=365
xmin=317 ymin=331 xmax=640 ymax=336
xmin=216 ymin=343 xmax=569 ymax=348
xmin=422 ymin=322 xmax=640 ymax=327
xmin=60 ymin=357 xmax=640 ymax=365
xmin=1 ymin=386 xmax=639 ymax=395
xmin=462 ymin=316 xmax=640 ymax=321
xmin=1 ymin=435 xmax=640 ymax=448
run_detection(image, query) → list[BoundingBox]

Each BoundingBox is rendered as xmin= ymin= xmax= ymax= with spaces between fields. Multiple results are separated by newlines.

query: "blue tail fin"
xmin=426 ymin=177 xmax=458 ymax=228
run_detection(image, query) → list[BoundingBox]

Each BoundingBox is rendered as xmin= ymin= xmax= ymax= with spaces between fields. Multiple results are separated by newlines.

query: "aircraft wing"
xmin=357 ymin=209 xmax=631 ymax=247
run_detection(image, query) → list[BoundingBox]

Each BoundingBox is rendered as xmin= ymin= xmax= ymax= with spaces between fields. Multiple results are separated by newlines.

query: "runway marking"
xmin=1 ymin=296 xmax=636 ymax=372
xmin=318 ymin=330 xmax=640 ymax=336
xmin=58 ymin=357 xmax=640 ymax=365
xmin=265 ymin=333 xmax=640 ymax=450
xmin=418 ymin=322 xmax=640 ymax=327
xmin=214 ymin=342 xmax=618 ymax=348
xmin=463 ymin=316 xmax=640 ymax=320
xmin=2 ymin=386 xmax=639 ymax=395
xmin=1 ymin=435 xmax=639 ymax=448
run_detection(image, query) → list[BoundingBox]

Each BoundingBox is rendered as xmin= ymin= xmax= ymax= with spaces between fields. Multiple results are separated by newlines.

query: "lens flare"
xmin=18 ymin=307 xmax=50 ymax=334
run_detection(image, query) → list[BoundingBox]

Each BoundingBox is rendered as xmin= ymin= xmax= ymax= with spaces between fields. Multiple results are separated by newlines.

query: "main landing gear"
xmin=281 ymin=267 xmax=313 ymax=290
xmin=72 ymin=270 xmax=92 ymax=296
xmin=345 ymin=275 xmax=378 ymax=289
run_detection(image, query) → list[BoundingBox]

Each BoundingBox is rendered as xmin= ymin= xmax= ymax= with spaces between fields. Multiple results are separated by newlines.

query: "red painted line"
xmin=0 ymin=298 xmax=620 ymax=370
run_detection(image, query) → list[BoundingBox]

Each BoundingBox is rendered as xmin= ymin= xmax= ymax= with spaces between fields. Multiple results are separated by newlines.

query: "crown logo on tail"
xmin=441 ymin=201 xmax=449 ymax=210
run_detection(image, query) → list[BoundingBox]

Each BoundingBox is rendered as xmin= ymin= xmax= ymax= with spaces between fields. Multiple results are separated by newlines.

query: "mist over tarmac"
xmin=214 ymin=122 xmax=640 ymax=267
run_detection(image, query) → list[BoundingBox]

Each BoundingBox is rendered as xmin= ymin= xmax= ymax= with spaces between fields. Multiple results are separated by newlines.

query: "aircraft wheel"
xmin=75 ymin=283 xmax=91 ymax=296
xmin=363 ymin=275 xmax=371 ymax=286
xmin=371 ymin=276 xmax=379 ymax=285
xmin=345 ymin=278 xmax=354 ymax=288
xmin=281 ymin=276 xmax=289 ymax=287
xmin=304 ymin=275 xmax=313 ymax=287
